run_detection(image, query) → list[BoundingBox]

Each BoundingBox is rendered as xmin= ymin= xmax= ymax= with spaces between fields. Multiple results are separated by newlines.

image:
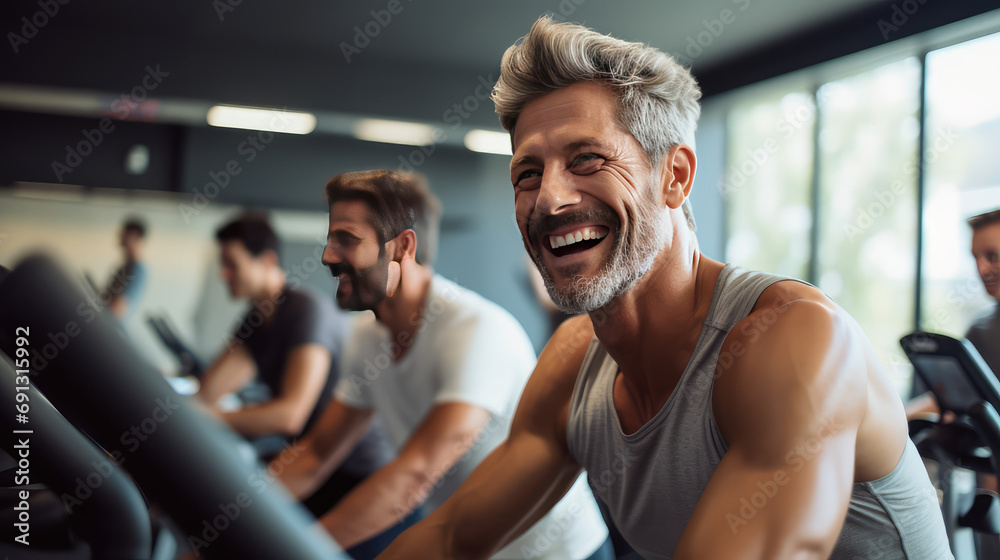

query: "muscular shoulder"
xmin=714 ymin=285 xmax=867 ymax=453
xmin=721 ymin=282 xmax=860 ymax=392
xmin=722 ymin=281 xmax=816 ymax=346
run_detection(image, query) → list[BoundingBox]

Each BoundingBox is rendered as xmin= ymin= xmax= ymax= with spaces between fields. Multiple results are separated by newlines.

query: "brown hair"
xmin=968 ymin=209 xmax=1000 ymax=231
xmin=325 ymin=170 xmax=443 ymax=266
xmin=216 ymin=212 xmax=279 ymax=260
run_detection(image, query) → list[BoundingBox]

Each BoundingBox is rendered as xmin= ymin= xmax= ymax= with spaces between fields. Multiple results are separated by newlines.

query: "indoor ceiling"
xmin=0 ymin=0 xmax=921 ymax=129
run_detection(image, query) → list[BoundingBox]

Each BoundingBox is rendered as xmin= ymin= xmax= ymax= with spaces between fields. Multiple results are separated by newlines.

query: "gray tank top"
xmin=567 ymin=264 xmax=953 ymax=560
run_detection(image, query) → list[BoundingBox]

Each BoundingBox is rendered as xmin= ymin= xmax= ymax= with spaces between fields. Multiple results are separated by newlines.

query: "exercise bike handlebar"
xmin=0 ymin=356 xmax=152 ymax=558
xmin=965 ymin=401 xmax=1000 ymax=479
xmin=0 ymin=254 xmax=347 ymax=560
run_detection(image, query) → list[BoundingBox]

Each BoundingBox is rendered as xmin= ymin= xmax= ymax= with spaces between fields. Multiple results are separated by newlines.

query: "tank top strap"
xmin=705 ymin=264 xmax=804 ymax=334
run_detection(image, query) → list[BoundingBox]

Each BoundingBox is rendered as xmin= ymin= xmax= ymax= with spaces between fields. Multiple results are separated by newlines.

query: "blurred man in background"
xmin=195 ymin=213 xmax=391 ymax=514
xmin=966 ymin=208 xmax=1000 ymax=376
xmin=908 ymin=208 xmax=1000 ymax=419
xmin=102 ymin=217 xmax=148 ymax=321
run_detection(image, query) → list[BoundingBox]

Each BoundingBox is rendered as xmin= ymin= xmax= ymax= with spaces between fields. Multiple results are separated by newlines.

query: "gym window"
xmin=712 ymin=16 xmax=1000 ymax=398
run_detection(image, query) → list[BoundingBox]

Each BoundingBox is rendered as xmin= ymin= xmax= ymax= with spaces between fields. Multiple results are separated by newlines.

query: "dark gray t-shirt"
xmin=966 ymin=304 xmax=1000 ymax=379
xmin=234 ymin=285 xmax=392 ymax=476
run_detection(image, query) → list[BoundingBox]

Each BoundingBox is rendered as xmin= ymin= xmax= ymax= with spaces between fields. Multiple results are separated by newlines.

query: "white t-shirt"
xmin=335 ymin=275 xmax=608 ymax=559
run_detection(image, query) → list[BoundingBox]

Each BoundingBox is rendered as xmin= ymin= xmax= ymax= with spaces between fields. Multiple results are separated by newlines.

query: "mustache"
xmin=326 ymin=262 xmax=353 ymax=277
xmin=526 ymin=206 xmax=619 ymax=241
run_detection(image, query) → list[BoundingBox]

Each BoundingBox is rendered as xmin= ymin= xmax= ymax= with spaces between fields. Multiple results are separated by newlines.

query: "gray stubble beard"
xmin=534 ymin=198 xmax=669 ymax=315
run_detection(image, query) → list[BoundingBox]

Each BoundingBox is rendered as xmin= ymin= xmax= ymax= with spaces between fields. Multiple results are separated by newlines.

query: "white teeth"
xmin=549 ymin=228 xmax=607 ymax=250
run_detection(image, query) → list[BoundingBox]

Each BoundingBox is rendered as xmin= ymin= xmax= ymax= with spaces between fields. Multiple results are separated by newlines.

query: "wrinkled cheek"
xmin=513 ymin=197 xmax=534 ymax=238
xmin=622 ymin=202 xmax=643 ymax=237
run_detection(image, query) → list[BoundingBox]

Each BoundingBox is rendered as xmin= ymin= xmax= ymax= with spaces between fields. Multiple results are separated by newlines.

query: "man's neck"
xmin=373 ymin=262 xmax=434 ymax=360
xmin=590 ymin=228 xmax=721 ymax=406
xmin=250 ymin=270 xmax=287 ymax=315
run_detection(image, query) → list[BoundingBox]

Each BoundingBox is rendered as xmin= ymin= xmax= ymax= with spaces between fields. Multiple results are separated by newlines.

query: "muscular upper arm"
xmin=383 ymin=315 xmax=594 ymax=560
xmin=392 ymin=402 xmax=493 ymax=502
xmin=197 ymin=343 xmax=256 ymax=405
xmin=676 ymin=299 xmax=867 ymax=559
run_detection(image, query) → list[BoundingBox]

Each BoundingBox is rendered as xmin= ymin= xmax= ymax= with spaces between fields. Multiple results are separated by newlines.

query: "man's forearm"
xmin=274 ymin=447 xmax=327 ymax=500
xmin=320 ymin=459 xmax=430 ymax=549
xmin=222 ymin=400 xmax=303 ymax=437
xmin=904 ymin=391 xmax=939 ymax=420
xmin=377 ymin=515 xmax=464 ymax=560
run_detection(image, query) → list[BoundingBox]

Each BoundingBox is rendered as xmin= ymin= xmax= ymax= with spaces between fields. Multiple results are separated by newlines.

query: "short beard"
xmin=329 ymin=253 xmax=391 ymax=312
xmin=534 ymin=197 xmax=669 ymax=315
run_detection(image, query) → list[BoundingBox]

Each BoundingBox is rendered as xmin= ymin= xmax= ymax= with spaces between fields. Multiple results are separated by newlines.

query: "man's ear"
xmin=385 ymin=229 xmax=416 ymax=298
xmin=391 ymin=229 xmax=418 ymax=262
xmin=659 ymin=144 xmax=697 ymax=210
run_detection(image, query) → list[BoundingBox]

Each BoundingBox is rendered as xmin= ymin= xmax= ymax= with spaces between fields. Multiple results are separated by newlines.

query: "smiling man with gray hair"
xmin=378 ymin=15 xmax=951 ymax=560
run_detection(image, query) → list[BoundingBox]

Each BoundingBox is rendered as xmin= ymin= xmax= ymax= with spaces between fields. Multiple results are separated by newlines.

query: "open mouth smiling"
xmin=546 ymin=225 xmax=610 ymax=257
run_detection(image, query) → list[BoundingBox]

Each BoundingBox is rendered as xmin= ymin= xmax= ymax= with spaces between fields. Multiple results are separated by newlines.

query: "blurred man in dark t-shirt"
xmin=195 ymin=213 xmax=391 ymax=508
xmin=966 ymin=209 xmax=1000 ymax=376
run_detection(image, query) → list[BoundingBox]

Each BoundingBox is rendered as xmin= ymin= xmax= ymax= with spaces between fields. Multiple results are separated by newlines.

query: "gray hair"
xmin=493 ymin=16 xmax=702 ymax=230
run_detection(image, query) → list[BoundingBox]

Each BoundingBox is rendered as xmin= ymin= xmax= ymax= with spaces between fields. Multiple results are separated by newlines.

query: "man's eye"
xmin=572 ymin=153 xmax=603 ymax=169
xmin=516 ymin=169 xmax=542 ymax=184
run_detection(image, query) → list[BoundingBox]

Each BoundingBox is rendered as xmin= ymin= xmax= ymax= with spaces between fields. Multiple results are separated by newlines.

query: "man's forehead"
xmin=512 ymin=82 xmax=623 ymax=151
xmin=524 ymin=82 xmax=615 ymax=117
xmin=974 ymin=224 xmax=1000 ymax=239
xmin=219 ymin=239 xmax=251 ymax=259
xmin=329 ymin=199 xmax=374 ymax=228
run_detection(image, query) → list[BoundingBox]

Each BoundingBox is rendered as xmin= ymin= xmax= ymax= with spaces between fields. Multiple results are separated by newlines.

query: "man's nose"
xmin=535 ymin=169 xmax=582 ymax=216
xmin=322 ymin=244 xmax=340 ymax=267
